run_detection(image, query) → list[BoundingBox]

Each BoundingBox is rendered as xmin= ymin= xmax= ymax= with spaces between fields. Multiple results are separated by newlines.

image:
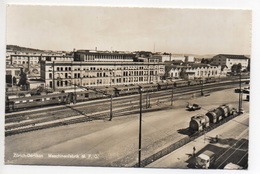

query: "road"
xmin=5 ymin=86 xmax=249 ymax=168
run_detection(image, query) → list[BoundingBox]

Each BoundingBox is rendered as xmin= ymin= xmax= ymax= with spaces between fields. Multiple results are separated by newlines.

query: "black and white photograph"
xmin=2 ymin=1 xmax=258 ymax=173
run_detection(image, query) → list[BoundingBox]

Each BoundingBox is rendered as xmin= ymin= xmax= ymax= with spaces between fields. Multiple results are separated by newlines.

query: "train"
xmin=189 ymin=104 xmax=237 ymax=134
xmin=5 ymin=77 xmax=247 ymax=112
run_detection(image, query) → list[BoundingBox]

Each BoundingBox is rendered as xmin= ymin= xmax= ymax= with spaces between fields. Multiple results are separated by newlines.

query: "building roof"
xmin=218 ymin=54 xmax=249 ymax=60
xmin=185 ymin=72 xmax=195 ymax=74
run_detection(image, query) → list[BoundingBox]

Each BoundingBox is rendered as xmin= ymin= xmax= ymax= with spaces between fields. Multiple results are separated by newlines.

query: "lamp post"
xmin=138 ymin=86 xmax=143 ymax=167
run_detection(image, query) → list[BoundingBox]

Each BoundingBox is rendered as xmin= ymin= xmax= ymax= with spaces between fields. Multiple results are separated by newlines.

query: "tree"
xmin=12 ymin=76 xmax=17 ymax=85
xmin=247 ymin=62 xmax=250 ymax=72
xmin=237 ymin=63 xmax=242 ymax=73
xmin=18 ymin=68 xmax=28 ymax=90
xmin=231 ymin=64 xmax=238 ymax=73
xmin=179 ymin=68 xmax=186 ymax=79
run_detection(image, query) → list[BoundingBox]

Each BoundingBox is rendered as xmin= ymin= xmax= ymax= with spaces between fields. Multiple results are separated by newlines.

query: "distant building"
xmin=6 ymin=66 xmax=21 ymax=85
xmin=211 ymin=54 xmax=249 ymax=72
xmin=184 ymin=55 xmax=195 ymax=63
xmin=171 ymin=54 xmax=186 ymax=62
xmin=9 ymin=52 xmax=72 ymax=65
xmin=74 ymin=50 xmax=135 ymax=62
xmin=168 ymin=64 xmax=222 ymax=80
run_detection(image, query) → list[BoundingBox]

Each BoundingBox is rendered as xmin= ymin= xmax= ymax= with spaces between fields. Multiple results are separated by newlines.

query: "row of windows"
xmin=13 ymin=61 xmax=39 ymax=64
xmin=197 ymin=70 xmax=218 ymax=76
xmin=52 ymin=76 xmax=157 ymax=88
xmin=81 ymin=54 xmax=134 ymax=59
xmin=51 ymin=65 xmax=160 ymax=72
xmin=12 ymin=56 xmax=39 ymax=60
xmin=49 ymin=71 xmax=158 ymax=79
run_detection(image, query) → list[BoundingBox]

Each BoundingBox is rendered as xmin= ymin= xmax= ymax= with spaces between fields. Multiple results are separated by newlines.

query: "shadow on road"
xmin=177 ymin=128 xmax=192 ymax=136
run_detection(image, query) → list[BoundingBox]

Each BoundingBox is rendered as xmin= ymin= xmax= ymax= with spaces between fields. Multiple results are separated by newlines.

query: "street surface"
xmin=5 ymin=86 xmax=249 ymax=168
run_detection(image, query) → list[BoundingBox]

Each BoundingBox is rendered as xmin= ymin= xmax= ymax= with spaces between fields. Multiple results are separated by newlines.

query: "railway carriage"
xmin=7 ymin=93 xmax=69 ymax=111
xmin=188 ymin=79 xmax=201 ymax=86
xmin=167 ymin=81 xmax=175 ymax=89
xmin=114 ymin=85 xmax=140 ymax=96
xmin=205 ymin=78 xmax=217 ymax=83
xmin=140 ymin=83 xmax=159 ymax=92
xmin=174 ymin=80 xmax=189 ymax=87
xmin=5 ymin=77 xmax=232 ymax=112
xmin=158 ymin=82 xmax=168 ymax=90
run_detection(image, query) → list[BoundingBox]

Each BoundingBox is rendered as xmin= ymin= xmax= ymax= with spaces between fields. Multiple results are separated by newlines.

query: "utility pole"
xmin=109 ymin=94 xmax=113 ymax=121
xmin=74 ymin=83 xmax=76 ymax=104
xmin=138 ymin=86 xmax=143 ymax=167
xmin=171 ymin=83 xmax=174 ymax=106
xmin=239 ymin=72 xmax=243 ymax=114
xmin=201 ymin=79 xmax=204 ymax=96
xmin=52 ymin=61 xmax=55 ymax=91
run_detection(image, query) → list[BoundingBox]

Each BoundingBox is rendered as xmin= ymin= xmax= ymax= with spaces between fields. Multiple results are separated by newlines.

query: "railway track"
xmin=5 ymin=81 xmax=246 ymax=136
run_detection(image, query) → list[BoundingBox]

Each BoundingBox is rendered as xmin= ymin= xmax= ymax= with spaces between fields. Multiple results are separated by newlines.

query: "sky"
xmin=6 ymin=5 xmax=251 ymax=55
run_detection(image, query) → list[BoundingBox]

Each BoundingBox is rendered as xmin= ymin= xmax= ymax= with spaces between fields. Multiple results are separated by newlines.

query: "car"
xmin=234 ymin=88 xmax=242 ymax=93
xmin=224 ymin=163 xmax=243 ymax=170
xmin=187 ymin=103 xmax=201 ymax=111
xmin=243 ymin=89 xmax=250 ymax=94
xmin=243 ymin=87 xmax=250 ymax=94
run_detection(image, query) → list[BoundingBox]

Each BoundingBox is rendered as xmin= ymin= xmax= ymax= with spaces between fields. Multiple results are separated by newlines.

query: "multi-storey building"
xmin=168 ymin=64 xmax=222 ymax=80
xmin=9 ymin=52 xmax=71 ymax=65
xmin=211 ymin=54 xmax=249 ymax=72
xmin=40 ymin=50 xmax=165 ymax=90
xmin=74 ymin=50 xmax=134 ymax=62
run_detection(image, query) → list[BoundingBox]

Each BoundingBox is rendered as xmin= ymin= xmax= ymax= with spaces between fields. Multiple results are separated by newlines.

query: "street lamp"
xmin=138 ymin=86 xmax=143 ymax=167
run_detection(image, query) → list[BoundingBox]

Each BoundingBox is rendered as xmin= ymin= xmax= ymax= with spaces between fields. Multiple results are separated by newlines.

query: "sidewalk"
xmin=147 ymin=113 xmax=249 ymax=169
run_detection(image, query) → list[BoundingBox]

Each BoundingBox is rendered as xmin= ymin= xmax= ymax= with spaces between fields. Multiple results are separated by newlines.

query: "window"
xmin=49 ymin=73 xmax=52 ymax=79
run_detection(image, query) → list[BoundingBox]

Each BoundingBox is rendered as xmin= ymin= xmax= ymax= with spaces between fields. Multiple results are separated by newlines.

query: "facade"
xmin=40 ymin=50 xmax=165 ymax=90
xmin=171 ymin=54 xmax=186 ymax=62
xmin=7 ymin=51 xmax=73 ymax=78
xmin=168 ymin=64 xmax=222 ymax=80
xmin=40 ymin=61 xmax=165 ymax=90
xmin=211 ymin=54 xmax=249 ymax=72
xmin=74 ymin=50 xmax=135 ymax=62
xmin=6 ymin=66 xmax=21 ymax=85
xmin=9 ymin=52 xmax=71 ymax=65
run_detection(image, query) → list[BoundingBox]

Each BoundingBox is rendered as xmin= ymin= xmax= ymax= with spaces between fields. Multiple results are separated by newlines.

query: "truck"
xmin=195 ymin=150 xmax=215 ymax=169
